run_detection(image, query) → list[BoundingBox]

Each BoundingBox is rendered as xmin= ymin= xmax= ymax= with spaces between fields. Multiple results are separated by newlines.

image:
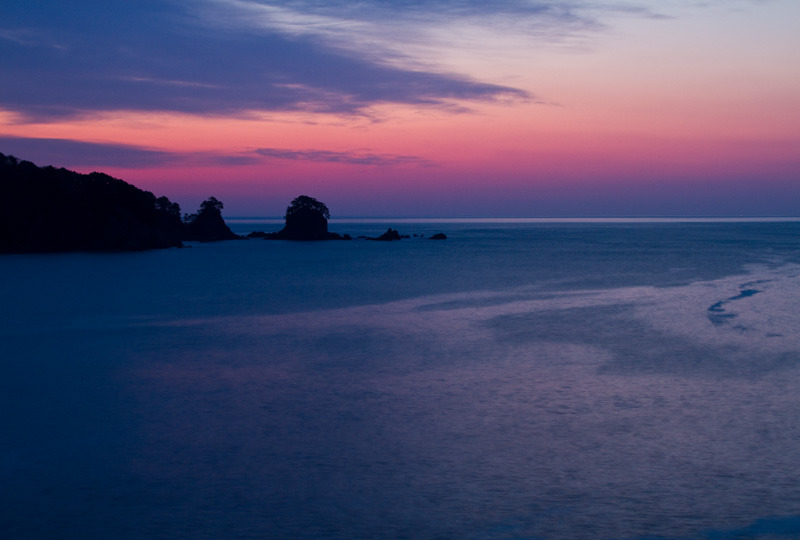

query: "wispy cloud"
xmin=254 ymin=147 xmax=435 ymax=166
xmin=198 ymin=1 xmax=666 ymax=61
xmin=0 ymin=136 xmax=260 ymax=169
xmin=0 ymin=136 xmax=432 ymax=170
xmin=196 ymin=0 xmax=602 ymax=70
xmin=0 ymin=136 xmax=178 ymax=168
xmin=0 ymin=1 xmax=536 ymax=121
xmin=0 ymin=1 xmax=676 ymax=121
xmin=0 ymin=27 xmax=42 ymax=47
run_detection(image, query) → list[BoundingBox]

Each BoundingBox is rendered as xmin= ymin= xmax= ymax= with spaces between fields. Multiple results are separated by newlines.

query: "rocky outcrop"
xmin=372 ymin=228 xmax=402 ymax=241
xmin=182 ymin=197 xmax=241 ymax=242
xmin=430 ymin=233 xmax=447 ymax=240
xmin=265 ymin=195 xmax=350 ymax=240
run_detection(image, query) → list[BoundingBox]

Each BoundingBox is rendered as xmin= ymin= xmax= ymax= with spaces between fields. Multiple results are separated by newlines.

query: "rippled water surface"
xmin=3 ymin=221 xmax=800 ymax=539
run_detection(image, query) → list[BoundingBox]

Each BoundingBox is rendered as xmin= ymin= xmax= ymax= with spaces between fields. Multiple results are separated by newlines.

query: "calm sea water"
xmin=3 ymin=220 xmax=800 ymax=539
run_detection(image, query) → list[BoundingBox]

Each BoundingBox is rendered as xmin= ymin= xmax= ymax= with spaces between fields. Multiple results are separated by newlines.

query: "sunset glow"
xmin=2 ymin=0 xmax=799 ymax=216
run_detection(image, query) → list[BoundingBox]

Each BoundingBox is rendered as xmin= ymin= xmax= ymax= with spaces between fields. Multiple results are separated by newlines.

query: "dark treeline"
xmin=0 ymin=152 xmax=237 ymax=253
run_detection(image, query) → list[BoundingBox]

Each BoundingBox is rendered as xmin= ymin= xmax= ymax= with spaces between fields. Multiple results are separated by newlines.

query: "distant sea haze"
xmin=4 ymin=221 xmax=800 ymax=539
xmin=227 ymin=216 xmax=800 ymax=225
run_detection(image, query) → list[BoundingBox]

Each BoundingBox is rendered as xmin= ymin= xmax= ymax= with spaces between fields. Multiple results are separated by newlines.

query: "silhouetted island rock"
xmin=182 ymin=196 xmax=240 ymax=242
xmin=430 ymin=233 xmax=447 ymax=240
xmin=0 ymin=152 xmax=240 ymax=253
xmin=264 ymin=195 xmax=350 ymax=240
xmin=372 ymin=228 xmax=402 ymax=241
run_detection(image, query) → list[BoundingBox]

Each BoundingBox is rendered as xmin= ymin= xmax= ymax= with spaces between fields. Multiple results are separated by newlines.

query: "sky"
xmin=1 ymin=0 xmax=799 ymax=217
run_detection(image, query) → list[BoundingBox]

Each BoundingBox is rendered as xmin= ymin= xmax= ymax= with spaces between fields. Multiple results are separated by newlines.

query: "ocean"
xmin=3 ymin=219 xmax=800 ymax=539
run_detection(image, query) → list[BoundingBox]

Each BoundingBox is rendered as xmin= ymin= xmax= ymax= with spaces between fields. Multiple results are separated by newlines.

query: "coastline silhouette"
xmin=1 ymin=153 xmax=447 ymax=252
xmin=0 ymin=153 xmax=239 ymax=252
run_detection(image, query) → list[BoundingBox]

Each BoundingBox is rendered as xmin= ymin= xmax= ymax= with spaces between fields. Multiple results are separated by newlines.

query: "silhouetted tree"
xmin=156 ymin=196 xmax=181 ymax=219
xmin=285 ymin=195 xmax=330 ymax=220
xmin=200 ymin=196 xmax=224 ymax=214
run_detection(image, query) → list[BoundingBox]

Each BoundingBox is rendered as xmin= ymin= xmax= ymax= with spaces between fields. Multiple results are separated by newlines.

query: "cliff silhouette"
xmin=0 ymin=153 xmax=238 ymax=253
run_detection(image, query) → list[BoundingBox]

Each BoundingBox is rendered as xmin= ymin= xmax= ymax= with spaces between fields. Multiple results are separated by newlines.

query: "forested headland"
xmin=0 ymin=152 xmax=237 ymax=253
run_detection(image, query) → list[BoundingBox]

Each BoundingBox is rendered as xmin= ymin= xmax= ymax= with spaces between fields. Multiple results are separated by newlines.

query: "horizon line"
xmin=224 ymin=216 xmax=800 ymax=223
